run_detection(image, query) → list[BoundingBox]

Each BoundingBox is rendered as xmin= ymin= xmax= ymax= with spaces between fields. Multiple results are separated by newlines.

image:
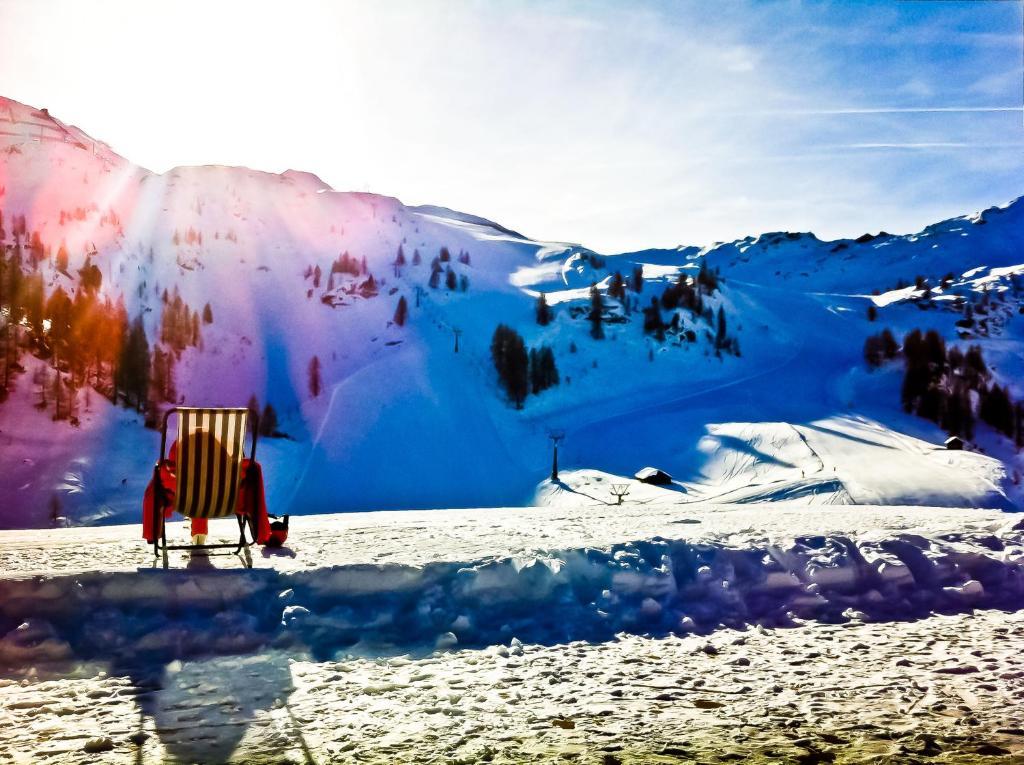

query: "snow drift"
xmin=2 ymin=510 xmax=1022 ymax=668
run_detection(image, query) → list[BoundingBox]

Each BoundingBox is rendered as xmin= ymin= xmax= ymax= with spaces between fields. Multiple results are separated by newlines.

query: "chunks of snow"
xmin=944 ymin=579 xmax=984 ymax=599
xmin=0 ymin=619 xmax=72 ymax=664
xmin=82 ymin=736 xmax=114 ymax=753
xmin=1 ymin=517 xmax=1022 ymax=668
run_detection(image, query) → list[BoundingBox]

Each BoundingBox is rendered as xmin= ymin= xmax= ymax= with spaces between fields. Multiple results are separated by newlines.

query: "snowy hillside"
xmin=0 ymin=93 xmax=1022 ymax=527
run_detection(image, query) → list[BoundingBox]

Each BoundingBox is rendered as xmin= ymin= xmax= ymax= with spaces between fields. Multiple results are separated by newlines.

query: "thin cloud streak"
xmin=839 ymin=142 xmax=1024 ymax=150
xmin=741 ymin=107 xmax=1023 ymax=117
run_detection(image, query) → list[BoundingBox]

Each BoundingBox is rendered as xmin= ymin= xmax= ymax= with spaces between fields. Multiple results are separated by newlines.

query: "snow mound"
xmin=540 ymin=416 xmax=1012 ymax=510
xmin=695 ymin=422 xmax=822 ymax=492
xmin=2 ymin=513 xmax=1022 ymax=668
xmin=710 ymin=476 xmax=852 ymax=505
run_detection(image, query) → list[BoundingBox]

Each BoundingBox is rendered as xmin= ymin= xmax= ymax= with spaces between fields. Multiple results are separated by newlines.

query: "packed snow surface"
xmin=2 ymin=504 xmax=1024 ymax=763
xmin=4 ymin=611 xmax=1024 ymax=763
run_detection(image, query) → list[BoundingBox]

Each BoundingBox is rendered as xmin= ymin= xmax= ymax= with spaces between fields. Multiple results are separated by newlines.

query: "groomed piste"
xmin=2 ymin=504 xmax=1022 ymax=669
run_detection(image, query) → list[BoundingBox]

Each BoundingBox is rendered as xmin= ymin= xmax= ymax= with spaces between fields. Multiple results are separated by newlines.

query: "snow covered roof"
xmin=635 ymin=467 xmax=673 ymax=484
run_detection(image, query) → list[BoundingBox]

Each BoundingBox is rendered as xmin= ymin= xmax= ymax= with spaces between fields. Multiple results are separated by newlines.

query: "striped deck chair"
xmin=151 ymin=406 xmax=259 ymax=566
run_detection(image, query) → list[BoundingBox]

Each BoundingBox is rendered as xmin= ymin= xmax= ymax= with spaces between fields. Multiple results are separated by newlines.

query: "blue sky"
xmin=0 ymin=0 xmax=1021 ymax=251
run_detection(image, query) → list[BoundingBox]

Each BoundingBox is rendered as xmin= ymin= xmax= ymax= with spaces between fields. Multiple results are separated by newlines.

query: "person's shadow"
xmin=127 ymin=650 xmax=311 ymax=764
xmin=262 ymin=545 xmax=297 ymax=560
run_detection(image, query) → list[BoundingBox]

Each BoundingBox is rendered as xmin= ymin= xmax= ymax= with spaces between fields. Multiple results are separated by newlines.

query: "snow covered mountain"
xmin=0 ymin=94 xmax=1021 ymax=528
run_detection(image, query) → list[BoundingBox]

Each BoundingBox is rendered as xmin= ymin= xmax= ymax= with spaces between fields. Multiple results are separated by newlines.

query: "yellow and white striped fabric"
xmin=173 ymin=407 xmax=248 ymax=519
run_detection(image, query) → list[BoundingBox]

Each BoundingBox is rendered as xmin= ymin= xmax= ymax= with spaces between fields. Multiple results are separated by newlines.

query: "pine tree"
xmin=308 ymin=355 xmax=322 ymax=398
xmin=948 ymin=345 xmax=964 ymax=371
xmin=247 ymin=394 xmax=260 ymax=428
xmin=541 ymin=347 xmax=559 ymax=389
xmin=412 ymin=249 xmax=422 ymax=266
xmin=259 ymin=403 xmax=279 ymax=437
xmin=964 ymin=344 xmax=988 ymax=388
xmin=536 ymin=293 xmax=552 ymax=326
xmin=980 ymin=384 xmax=1015 ymax=438
xmin=149 ymin=346 xmax=176 ymax=404
xmin=56 ymin=242 xmax=69 ymax=273
xmin=608 ymin=271 xmax=626 ymax=301
xmin=117 ymin=315 xmax=150 ymax=411
xmin=864 ymin=330 xmax=896 ymax=368
xmin=923 ymin=329 xmax=945 ymax=369
xmin=916 ymin=383 xmax=945 ymax=425
xmin=21 ymin=271 xmax=45 ymax=343
xmin=715 ymin=307 xmax=727 ymax=349
xmin=900 ymin=329 xmax=930 ymax=413
xmin=697 ymin=261 xmax=719 ymax=293
xmin=445 ymin=266 xmax=457 ymax=290
xmin=643 ymin=297 xmax=664 ymax=340
xmin=490 ymin=325 xmax=529 ymax=408
xmin=630 ymin=265 xmax=643 ymax=293
xmin=941 ymin=385 xmax=972 ymax=439
xmin=901 ymin=364 xmax=925 ymax=413
xmin=529 ymin=348 xmax=539 ymax=394
xmin=440 ymin=246 xmax=451 ymax=263
xmin=202 ymin=302 xmax=213 ymax=324
xmin=589 ymin=284 xmax=604 ymax=339
xmin=864 ymin=334 xmax=883 ymax=368
xmin=77 ymin=257 xmax=102 ymax=293
xmin=529 ymin=345 xmax=559 ymax=394
xmin=880 ymin=329 xmax=898 ymax=359
xmin=34 ymin=362 xmax=50 ymax=408
xmin=45 ymin=287 xmax=73 ymax=355
xmin=0 ymin=255 xmax=10 ymax=396
xmin=394 ymin=296 xmax=408 ymax=326
xmin=331 ymin=252 xmax=361 ymax=276
xmin=867 ymin=304 xmax=877 ymax=322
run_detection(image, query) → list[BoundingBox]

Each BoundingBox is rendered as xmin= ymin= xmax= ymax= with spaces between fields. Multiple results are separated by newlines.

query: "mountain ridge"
xmin=0 ymin=94 xmax=1022 ymax=528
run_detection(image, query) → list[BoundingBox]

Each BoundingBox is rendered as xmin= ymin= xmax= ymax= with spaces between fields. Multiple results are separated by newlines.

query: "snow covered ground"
xmin=1 ymin=503 xmax=1023 ymax=763
xmin=541 ymin=414 xmax=1011 ymax=510
xmin=4 ymin=610 xmax=1023 ymax=764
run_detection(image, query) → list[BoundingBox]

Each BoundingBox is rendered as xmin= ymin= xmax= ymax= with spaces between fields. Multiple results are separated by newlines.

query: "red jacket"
xmin=143 ymin=443 xmax=271 ymax=544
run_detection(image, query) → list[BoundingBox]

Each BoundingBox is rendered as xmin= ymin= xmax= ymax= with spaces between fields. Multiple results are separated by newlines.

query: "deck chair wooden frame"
xmin=151 ymin=406 xmax=260 ymax=567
